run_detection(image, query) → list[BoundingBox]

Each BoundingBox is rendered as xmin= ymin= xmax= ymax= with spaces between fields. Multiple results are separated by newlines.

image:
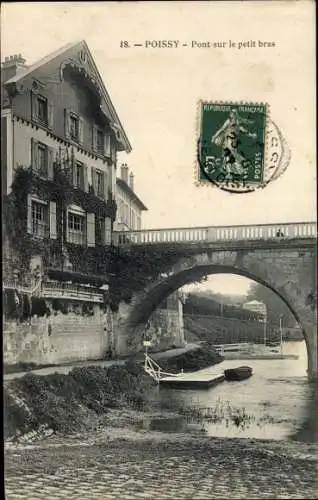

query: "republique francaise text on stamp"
xmin=196 ymin=101 xmax=290 ymax=193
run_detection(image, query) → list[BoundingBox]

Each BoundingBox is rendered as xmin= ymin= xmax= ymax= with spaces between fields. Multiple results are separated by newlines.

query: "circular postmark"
xmin=197 ymin=101 xmax=291 ymax=194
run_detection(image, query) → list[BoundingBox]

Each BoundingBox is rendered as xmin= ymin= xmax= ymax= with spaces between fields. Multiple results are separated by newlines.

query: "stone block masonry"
xmin=4 ymin=299 xmax=185 ymax=366
xmin=3 ymin=309 xmax=109 ymax=366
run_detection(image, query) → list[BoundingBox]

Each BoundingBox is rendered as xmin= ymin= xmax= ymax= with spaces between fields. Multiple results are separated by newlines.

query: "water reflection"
xmin=149 ymin=341 xmax=318 ymax=442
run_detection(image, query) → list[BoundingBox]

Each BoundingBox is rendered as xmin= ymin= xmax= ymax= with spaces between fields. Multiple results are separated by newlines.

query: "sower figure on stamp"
xmin=211 ymin=109 xmax=257 ymax=177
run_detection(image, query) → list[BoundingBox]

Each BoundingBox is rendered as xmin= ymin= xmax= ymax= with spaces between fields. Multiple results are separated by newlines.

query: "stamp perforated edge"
xmin=193 ymin=100 xmax=271 ymax=192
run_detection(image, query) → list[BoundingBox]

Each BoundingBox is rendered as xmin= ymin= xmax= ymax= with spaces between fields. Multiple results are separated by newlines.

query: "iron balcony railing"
xmin=3 ymin=279 xmax=105 ymax=303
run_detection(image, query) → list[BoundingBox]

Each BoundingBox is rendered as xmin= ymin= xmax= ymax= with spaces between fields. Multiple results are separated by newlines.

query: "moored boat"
xmin=224 ymin=365 xmax=253 ymax=381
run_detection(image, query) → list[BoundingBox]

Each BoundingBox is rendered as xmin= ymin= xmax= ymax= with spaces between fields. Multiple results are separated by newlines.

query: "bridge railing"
xmin=113 ymin=221 xmax=317 ymax=246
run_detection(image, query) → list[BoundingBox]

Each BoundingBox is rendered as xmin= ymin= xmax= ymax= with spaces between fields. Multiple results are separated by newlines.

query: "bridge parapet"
xmin=113 ymin=222 xmax=317 ymax=246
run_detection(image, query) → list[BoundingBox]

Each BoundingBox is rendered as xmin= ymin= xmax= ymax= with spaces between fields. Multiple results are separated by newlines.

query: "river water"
xmin=149 ymin=341 xmax=316 ymax=441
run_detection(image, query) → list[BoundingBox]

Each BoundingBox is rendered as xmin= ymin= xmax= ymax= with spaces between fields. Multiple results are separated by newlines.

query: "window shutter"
xmin=64 ymin=109 xmax=70 ymax=139
xmin=111 ymin=143 xmax=116 ymax=163
xmin=104 ymin=134 xmax=111 ymax=157
xmin=48 ymin=101 xmax=54 ymax=128
xmin=65 ymin=210 xmax=70 ymax=242
xmin=72 ymin=163 xmax=77 ymax=187
xmin=103 ymin=170 xmax=108 ymax=200
xmin=111 ymin=165 xmax=116 ymax=196
xmin=87 ymin=213 xmax=95 ymax=247
xmin=31 ymin=91 xmax=34 ymax=119
xmin=92 ymin=125 xmax=98 ymax=153
xmin=27 ymin=194 xmax=32 ymax=234
xmin=104 ymin=217 xmax=112 ymax=245
xmin=49 ymin=201 xmax=57 ymax=239
xmin=83 ymin=164 xmax=88 ymax=192
xmin=47 ymin=147 xmax=54 ymax=180
xmin=78 ymin=117 xmax=84 ymax=145
xmin=91 ymin=167 xmax=97 ymax=194
xmin=31 ymin=139 xmax=38 ymax=172
xmin=31 ymin=92 xmax=37 ymax=120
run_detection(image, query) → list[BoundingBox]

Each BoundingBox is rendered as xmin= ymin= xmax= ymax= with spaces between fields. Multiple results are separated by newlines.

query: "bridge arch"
xmin=124 ymin=260 xmax=315 ymax=379
xmin=129 ymin=264 xmax=303 ymax=328
xmin=130 ymin=265 xmax=301 ymax=326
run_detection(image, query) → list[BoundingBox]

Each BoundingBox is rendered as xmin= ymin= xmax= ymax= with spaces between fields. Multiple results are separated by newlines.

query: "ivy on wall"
xmin=108 ymin=247 xmax=184 ymax=311
xmin=4 ymin=164 xmax=117 ymax=283
xmin=4 ymin=166 xmax=204 ymax=315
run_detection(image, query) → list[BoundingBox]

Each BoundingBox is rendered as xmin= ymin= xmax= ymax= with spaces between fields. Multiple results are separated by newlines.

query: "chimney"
xmin=1 ymin=54 xmax=27 ymax=82
xmin=120 ymin=163 xmax=129 ymax=184
xmin=129 ymin=172 xmax=134 ymax=191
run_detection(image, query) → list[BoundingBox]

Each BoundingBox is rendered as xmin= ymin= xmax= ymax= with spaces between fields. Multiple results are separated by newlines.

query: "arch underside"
xmin=128 ymin=264 xmax=305 ymax=338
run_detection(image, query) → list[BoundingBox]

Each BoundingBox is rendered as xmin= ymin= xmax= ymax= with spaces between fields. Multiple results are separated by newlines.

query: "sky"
xmin=2 ymin=1 xmax=316 ymax=296
xmin=182 ymin=274 xmax=254 ymax=297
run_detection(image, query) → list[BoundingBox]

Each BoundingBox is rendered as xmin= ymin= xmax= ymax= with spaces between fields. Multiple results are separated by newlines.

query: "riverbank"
xmin=5 ymin=423 xmax=318 ymax=499
xmin=4 ymin=342 xmax=223 ymax=441
xmin=4 ymin=342 xmax=218 ymax=380
xmin=4 ymin=361 xmax=157 ymax=440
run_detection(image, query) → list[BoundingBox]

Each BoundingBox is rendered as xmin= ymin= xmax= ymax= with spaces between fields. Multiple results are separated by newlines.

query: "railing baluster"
xmin=114 ymin=222 xmax=316 ymax=246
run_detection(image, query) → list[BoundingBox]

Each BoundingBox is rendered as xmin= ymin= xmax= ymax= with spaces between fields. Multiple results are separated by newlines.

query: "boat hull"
xmin=224 ymin=366 xmax=253 ymax=381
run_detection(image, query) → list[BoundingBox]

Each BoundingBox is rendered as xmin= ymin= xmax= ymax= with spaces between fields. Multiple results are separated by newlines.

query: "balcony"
xmin=3 ymin=278 xmax=106 ymax=304
xmin=41 ymin=281 xmax=105 ymax=303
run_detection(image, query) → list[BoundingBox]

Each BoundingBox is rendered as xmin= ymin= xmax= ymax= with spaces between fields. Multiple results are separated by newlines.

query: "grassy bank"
xmin=4 ymin=345 xmax=223 ymax=442
xmin=4 ymin=361 xmax=156 ymax=440
xmin=157 ymin=343 xmax=223 ymax=373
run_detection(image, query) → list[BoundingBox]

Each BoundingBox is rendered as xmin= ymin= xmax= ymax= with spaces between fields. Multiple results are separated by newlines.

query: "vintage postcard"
xmin=2 ymin=1 xmax=317 ymax=499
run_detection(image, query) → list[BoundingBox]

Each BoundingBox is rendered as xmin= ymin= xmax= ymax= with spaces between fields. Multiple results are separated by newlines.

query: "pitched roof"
xmin=116 ymin=177 xmax=148 ymax=211
xmin=3 ymin=41 xmax=80 ymax=85
xmin=3 ymin=40 xmax=132 ymax=152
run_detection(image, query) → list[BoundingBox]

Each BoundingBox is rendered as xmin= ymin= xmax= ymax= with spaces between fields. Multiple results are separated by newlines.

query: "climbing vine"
xmin=108 ymin=246 xmax=186 ymax=311
xmin=4 ymin=164 xmax=117 ymax=283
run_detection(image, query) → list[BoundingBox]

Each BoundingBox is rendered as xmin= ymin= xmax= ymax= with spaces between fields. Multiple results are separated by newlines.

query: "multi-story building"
xmin=1 ymin=41 xmax=131 ymax=284
xmin=114 ymin=163 xmax=147 ymax=231
xmin=1 ymin=41 xmax=132 ymax=365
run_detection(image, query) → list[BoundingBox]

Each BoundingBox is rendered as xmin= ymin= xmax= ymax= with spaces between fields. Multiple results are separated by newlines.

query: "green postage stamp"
xmin=197 ymin=101 xmax=289 ymax=193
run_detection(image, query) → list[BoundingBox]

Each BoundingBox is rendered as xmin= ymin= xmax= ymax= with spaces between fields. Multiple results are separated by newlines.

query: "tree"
xmin=246 ymin=282 xmax=296 ymax=327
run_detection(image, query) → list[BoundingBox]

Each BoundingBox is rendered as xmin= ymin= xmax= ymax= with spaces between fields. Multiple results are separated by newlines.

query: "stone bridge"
xmin=112 ymin=221 xmax=317 ymax=380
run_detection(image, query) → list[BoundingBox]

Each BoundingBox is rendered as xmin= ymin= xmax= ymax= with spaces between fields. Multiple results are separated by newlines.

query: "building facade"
xmin=2 ymin=42 xmax=184 ymax=366
xmin=114 ymin=163 xmax=147 ymax=231
xmin=2 ymin=42 xmax=132 ymax=365
xmin=2 ymin=41 xmax=131 ymax=281
xmin=243 ymin=300 xmax=267 ymax=318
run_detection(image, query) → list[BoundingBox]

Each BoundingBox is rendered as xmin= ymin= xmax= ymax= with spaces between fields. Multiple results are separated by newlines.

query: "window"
xmin=93 ymin=126 xmax=106 ymax=155
xmin=95 ymin=216 xmax=104 ymax=245
xmin=36 ymin=96 xmax=48 ymax=124
xmin=36 ymin=143 xmax=48 ymax=177
xmin=74 ymin=162 xmax=83 ymax=189
xmin=32 ymin=201 xmax=48 ymax=238
xmin=97 ymin=129 xmax=104 ymax=155
xmin=70 ymin=114 xmax=79 ymax=141
xmin=96 ymin=170 xmax=104 ymax=197
xmin=68 ymin=212 xmax=86 ymax=245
